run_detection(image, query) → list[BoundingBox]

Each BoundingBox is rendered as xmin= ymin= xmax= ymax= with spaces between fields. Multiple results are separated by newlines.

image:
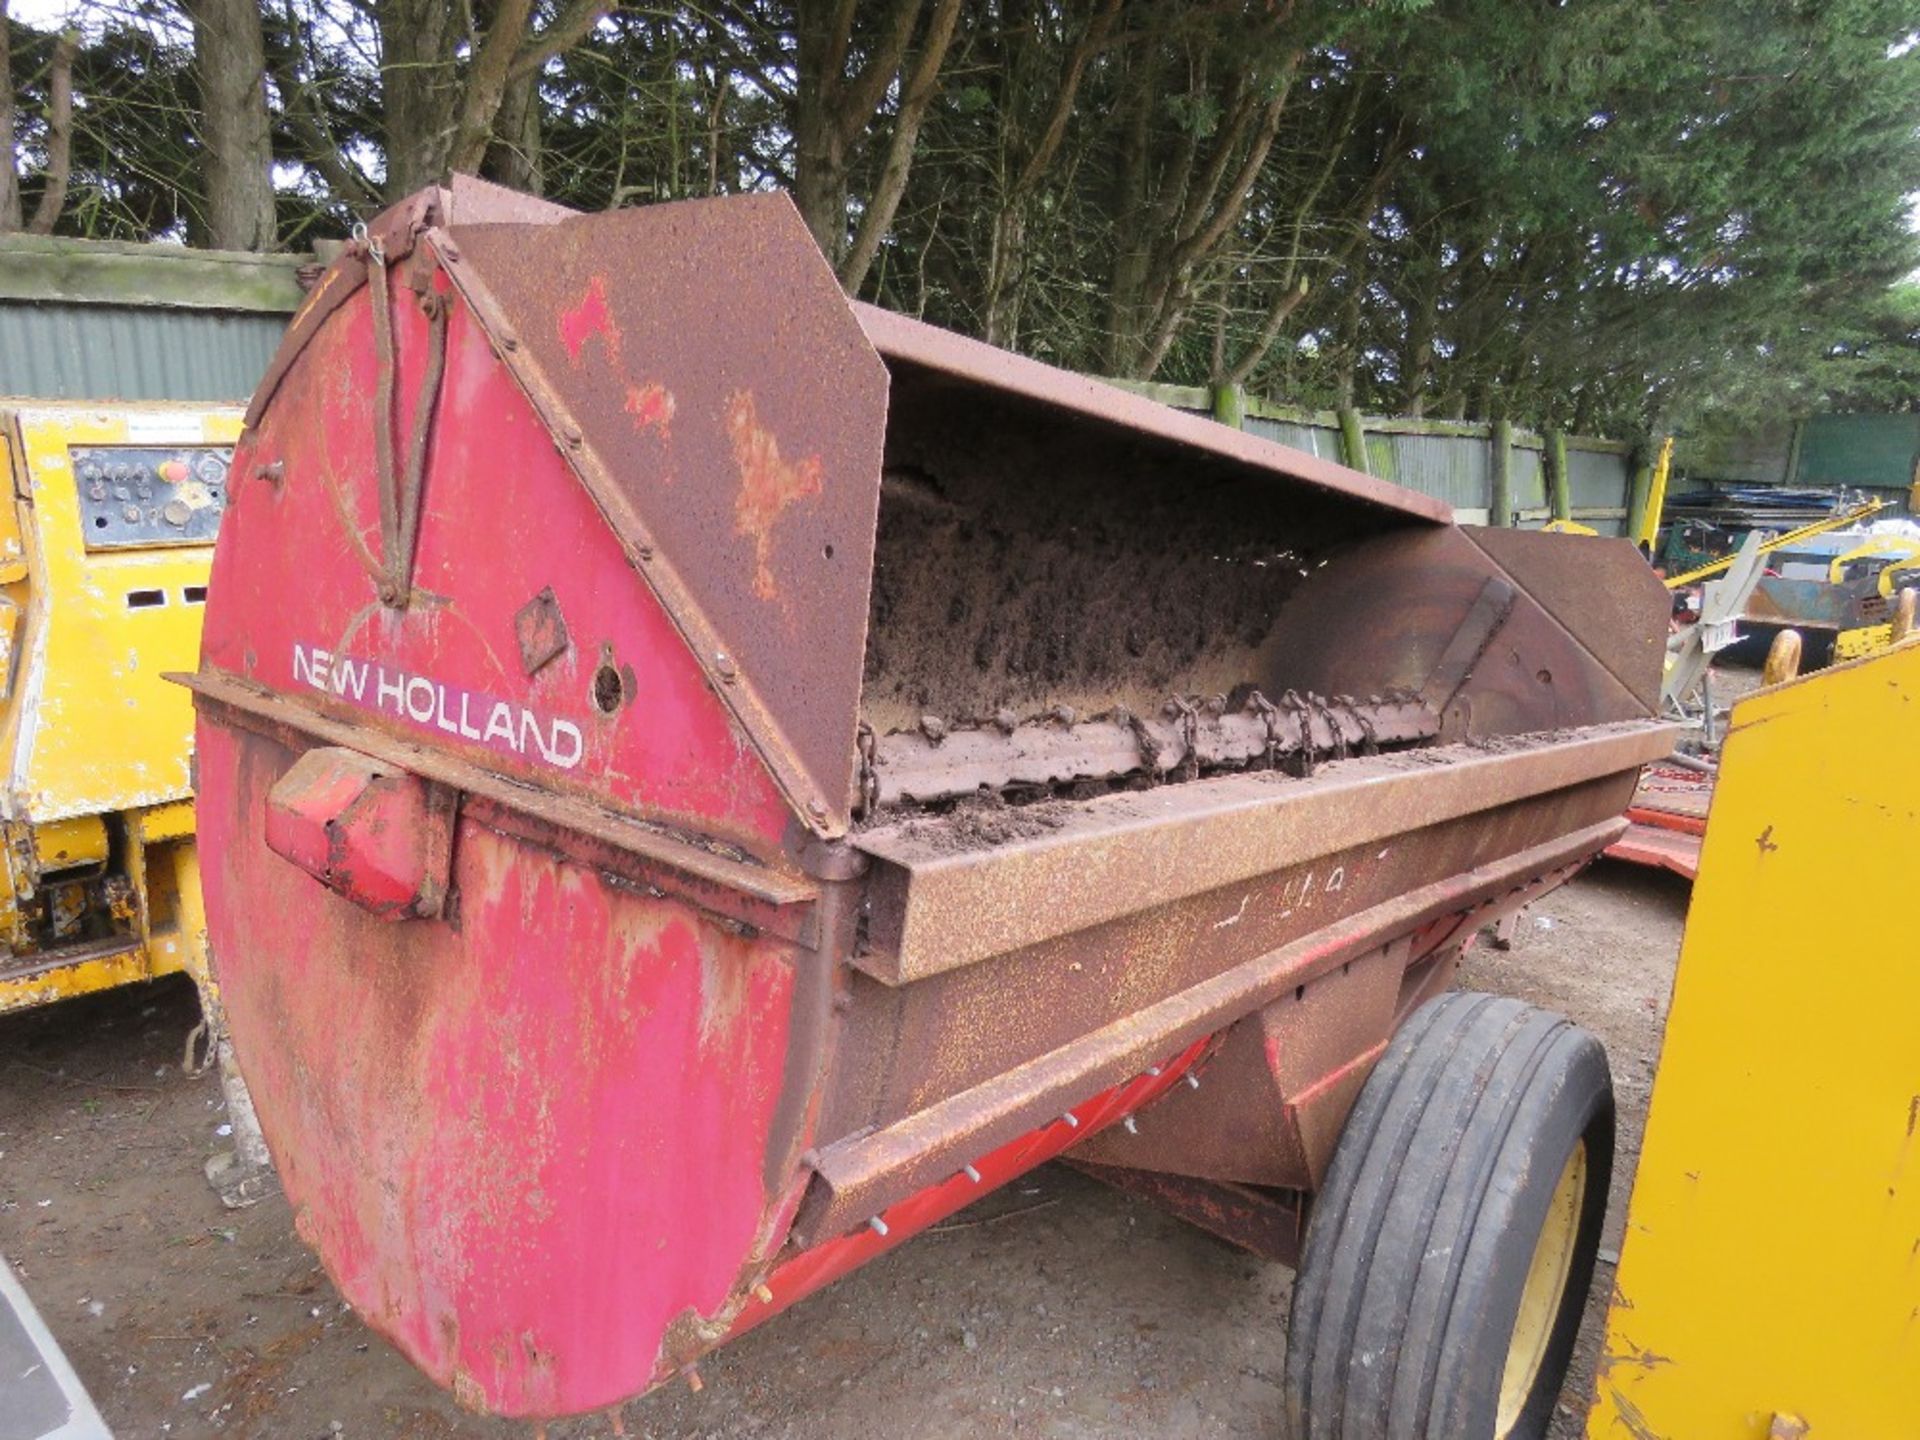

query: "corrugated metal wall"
xmin=1361 ymin=430 xmax=1491 ymax=512
xmin=1243 ymin=415 xmax=1341 ymax=462
xmin=0 ymin=304 xmax=286 ymax=403
xmin=1237 ymin=402 xmax=1631 ymax=528
xmin=1512 ymin=446 xmax=1547 ymax=512
xmin=1566 ymin=447 xmax=1631 ymax=535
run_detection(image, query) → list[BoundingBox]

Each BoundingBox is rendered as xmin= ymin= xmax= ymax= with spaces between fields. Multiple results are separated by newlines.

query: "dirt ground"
xmin=0 ymin=861 xmax=1688 ymax=1440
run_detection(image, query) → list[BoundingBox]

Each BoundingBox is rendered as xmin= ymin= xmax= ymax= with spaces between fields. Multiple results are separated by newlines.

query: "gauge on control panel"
xmin=71 ymin=445 xmax=233 ymax=551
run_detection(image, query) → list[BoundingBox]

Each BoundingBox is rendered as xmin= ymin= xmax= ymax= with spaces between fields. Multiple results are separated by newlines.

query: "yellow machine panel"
xmin=1586 ymin=639 xmax=1920 ymax=1438
xmin=0 ymin=403 xmax=238 ymax=1013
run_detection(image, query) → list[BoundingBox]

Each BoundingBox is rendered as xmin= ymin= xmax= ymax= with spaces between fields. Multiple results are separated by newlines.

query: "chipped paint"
xmin=624 ymin=383 xmax=675 ymax=442
xmin=557 ymin=274 xmax=621 ymax=365
xmin=724 ymin=390 xmax=822 ymax=601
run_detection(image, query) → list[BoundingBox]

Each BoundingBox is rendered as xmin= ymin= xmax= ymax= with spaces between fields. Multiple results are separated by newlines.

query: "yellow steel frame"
xmin=1824 ymin=533 xmax=1920 ymax=597
xmin=1634 ymin=435 xmax=1673 ymax=551
xmin=1586 ymin=632 xmax=1920 ymax=1437
xmin=0 ymin=403 xmax=237 ymax=1014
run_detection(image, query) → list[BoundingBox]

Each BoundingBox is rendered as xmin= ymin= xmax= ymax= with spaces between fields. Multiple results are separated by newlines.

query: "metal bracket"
xmin=1421 ymin=575 xmax=1517 ymax=714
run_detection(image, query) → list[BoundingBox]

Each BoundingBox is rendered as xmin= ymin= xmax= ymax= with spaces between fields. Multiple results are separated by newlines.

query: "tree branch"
xmin=448 ymin=0 xmax=533 ymax=175
xmin=837 ymin=0 xmax=927 ymax=144
xmin=26 ymin=29 xmax=76 ymax=235
xmin=1012 ymin=0 xmax=1121 ymax=197
xmin=837 ymin=0 xmax=962 ymax=293
xmin=507 ymin=0 xmax=611 ymax=82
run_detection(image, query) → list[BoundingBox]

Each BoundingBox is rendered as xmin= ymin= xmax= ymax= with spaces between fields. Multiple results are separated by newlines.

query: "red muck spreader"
xmin=183 ymin=179 xmax=1673 ymax=1437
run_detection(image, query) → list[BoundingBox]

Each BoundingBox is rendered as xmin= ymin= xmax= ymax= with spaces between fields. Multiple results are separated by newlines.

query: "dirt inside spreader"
xmin=858 ymin=374 xmax=1388 ymax=738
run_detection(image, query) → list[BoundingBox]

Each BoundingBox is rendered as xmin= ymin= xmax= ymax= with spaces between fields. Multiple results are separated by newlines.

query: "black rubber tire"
xmin=1283 ymin=992 xmax=1613 ymax=1440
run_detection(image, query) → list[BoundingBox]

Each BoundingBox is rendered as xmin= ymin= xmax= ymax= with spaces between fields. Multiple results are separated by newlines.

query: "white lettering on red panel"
xmin=291 ymin=643 xmax=584 ymax=770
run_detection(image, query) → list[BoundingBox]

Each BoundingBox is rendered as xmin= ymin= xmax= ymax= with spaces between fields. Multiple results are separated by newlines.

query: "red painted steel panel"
xmin=202 ymin=265 xmax=797 ymax=854
xmin=200 ymin=725 xmax=801 ymax=1416
xmin=196 ymin=252 xmax=821 ymax=1417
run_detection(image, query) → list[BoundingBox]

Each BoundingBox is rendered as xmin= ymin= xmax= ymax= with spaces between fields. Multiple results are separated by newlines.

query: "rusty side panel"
xmin=827 ymin=773 xmax=1642 ymax=1148
xmin=442 ymin=197 xmax=890 ymax=835
xmin=1464 ymin=526 xmax=1671 ymax=709
xmin=196 ymin=723 xmax=807 ymax=1418
xmin=797 ymin=814 xmax=1625 ymax=1242
xmin=1067 ymin=852 xmax=1577 ymax=1194
xmin=1255 ymin=524 xmax=1663 ymax=741
xmin=853 ymin=722 xmax=1672 ymax=983
xmin=1068 ymin=943 xmax=1409 ymax=1190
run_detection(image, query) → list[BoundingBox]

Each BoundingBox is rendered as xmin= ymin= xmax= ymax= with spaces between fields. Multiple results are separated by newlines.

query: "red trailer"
xmin=183 ymin=178 xmax=1672 ymax=1438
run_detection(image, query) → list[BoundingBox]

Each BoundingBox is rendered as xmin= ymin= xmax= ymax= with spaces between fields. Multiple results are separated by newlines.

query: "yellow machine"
xmin=0 ymin=402 xmax=236 ymax=1013
xmin=1586 ymin=624 xmax=1920 ymax=1436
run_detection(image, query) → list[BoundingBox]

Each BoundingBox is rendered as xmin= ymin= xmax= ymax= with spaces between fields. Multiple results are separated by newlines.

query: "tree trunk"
xmin=792 ymin=0 xmax=954 ymax=285
xmin=447 ymin=0 xmax=533 ymax=176
xmin=980 ymin=0 xmax=1122 ymax=348
xmin=1102 ymin=42 xmax=1161 ymax=374
xmin=791 ymin=0 xmax=859 ymax=264
xmin=189 ymin=0 xmax=278 ymax=250
xmin=837 ymin=0 xmax=963 ymax=294
xmin=0 ymin=0 xmax=20 ymax=232
xmin=24 ymin=28 xmax=73 ymax=235
xmin=379 ymin=0 xmax=459 ymax=197
xmin=483 ymin=66 xmax=543 ymax=194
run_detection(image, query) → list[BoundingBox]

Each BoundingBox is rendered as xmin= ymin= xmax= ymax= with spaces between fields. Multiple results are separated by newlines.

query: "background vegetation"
xmin=4 ymin=0 xmax=1918 ymax=440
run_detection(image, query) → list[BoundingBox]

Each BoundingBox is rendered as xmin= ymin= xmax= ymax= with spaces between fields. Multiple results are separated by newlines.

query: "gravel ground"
xmin=0 ymin=861 xmax=1687 ymax=1440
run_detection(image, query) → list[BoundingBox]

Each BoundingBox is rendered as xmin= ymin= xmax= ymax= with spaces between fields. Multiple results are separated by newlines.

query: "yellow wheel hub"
xmin=1496 ymin=1138 xmax=1587 ymax=1438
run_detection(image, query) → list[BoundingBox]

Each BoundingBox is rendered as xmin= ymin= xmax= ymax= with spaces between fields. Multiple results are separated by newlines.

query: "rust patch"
xmin=558 ymin=274 xmax=621 ymax=364
xmin=725 ymin=389 xmax=822 ymax=600
xmin=624 ymin=382 xmax=676 ymax=442
xmin=514 ymin=587 xmax=570 ymax=677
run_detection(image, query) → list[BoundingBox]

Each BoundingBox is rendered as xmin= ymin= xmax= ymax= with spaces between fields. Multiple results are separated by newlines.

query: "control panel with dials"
xmin=70 ymin=446 xmax=231 ymax=551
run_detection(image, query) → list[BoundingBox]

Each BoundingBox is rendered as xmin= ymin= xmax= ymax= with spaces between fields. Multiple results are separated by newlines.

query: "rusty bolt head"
xmin=919 ymin=714 xmax=948 ymax=743
xmin=563 ymin=425 xmax=584 ymax=449
xmin=438 ymin=241 xmax=461 ymax=262
xmin=499 ymin=332 xmax=520 ymax=352
xmin=805 ymin=799 xmax=829 ymax=822
xmin=714 ymin=651 xmax=738 ymax=682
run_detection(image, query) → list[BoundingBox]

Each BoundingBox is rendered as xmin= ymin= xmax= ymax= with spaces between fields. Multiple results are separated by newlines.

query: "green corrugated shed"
xmin=0 ymin=234 xmax=306 ymax=403
xmin=1793 ymin=413 xmax=1920 ymax=490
